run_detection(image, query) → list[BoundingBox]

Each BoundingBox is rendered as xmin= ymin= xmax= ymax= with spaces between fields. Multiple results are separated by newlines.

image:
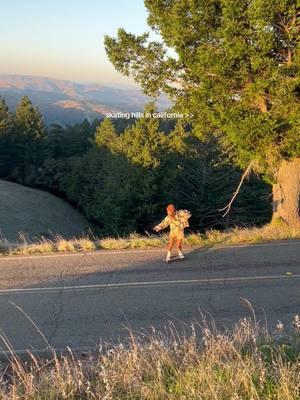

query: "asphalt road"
xmin=0 ymin=241 xmax=299 ymax=356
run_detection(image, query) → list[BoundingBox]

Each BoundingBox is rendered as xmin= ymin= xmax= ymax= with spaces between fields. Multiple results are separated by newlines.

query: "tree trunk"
xmin=272 ymin=158 xmax=300 ymax=226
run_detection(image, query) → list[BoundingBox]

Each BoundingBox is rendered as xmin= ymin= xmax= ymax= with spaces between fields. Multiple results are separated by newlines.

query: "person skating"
xmin=153 ymin=204 xmax=191 ymax=262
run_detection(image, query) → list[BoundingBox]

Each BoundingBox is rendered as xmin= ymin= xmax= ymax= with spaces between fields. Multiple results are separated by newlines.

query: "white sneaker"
xmin=166 ymin=252 xmax=172 ymax=262
xmin=178 ymin=252 xmax=185 ymax=259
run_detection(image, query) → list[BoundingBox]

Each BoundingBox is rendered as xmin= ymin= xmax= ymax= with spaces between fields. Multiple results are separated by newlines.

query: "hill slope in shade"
xmin=0 ymin=180 xmax=90 ymax=242
xmin=0 ymin=74 xmax=171 ymax=125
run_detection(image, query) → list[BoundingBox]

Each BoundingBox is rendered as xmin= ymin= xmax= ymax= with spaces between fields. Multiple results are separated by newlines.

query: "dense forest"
xmin=0 ymin=96 xmax=272 ymax=236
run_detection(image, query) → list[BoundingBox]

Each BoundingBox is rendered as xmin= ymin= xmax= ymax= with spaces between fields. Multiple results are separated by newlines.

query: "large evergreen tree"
xmin=0 ymin=97 xmax=15 ymax=177
xmin=94 ymin=118 xmax=120 ymax=152
xmin=14 ymin=96 xmax=46 ymax=172
xmin=105 ymin=0 xmax=300 ymax=225
xmin=120 ymin=103 xmax=167 ymax=168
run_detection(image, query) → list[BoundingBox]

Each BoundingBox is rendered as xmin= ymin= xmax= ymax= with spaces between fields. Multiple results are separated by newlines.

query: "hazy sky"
xmin=1 ymin=0 xmax=153 ymax=87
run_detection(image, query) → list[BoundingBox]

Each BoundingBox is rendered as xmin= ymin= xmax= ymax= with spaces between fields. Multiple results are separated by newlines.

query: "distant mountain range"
xmin=0 ymin=74 xmax=171 ymax=125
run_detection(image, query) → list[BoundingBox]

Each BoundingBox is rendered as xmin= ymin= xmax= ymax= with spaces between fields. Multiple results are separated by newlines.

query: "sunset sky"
xmin=1 ymin=0 xmax=153 ymax=87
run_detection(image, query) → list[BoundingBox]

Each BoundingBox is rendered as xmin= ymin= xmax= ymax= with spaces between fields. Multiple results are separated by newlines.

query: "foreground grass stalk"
xmin=1 ymin=318 xmax=300 ymax=399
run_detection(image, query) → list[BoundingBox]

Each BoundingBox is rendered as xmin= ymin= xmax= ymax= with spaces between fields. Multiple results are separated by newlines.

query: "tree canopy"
xmin=105 ymin=0 xmax=300 ymax=177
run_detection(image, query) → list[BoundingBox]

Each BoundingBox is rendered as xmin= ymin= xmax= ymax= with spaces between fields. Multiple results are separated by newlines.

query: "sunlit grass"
xmin=1 ymin=316 xmax=300 ymax=399
xmin=56 ymin=238 xmax=76 ymax=253
xmin=1 ymin=221 xmax=300 ymax=256
xmin=75 ymin=238 xmax=96 ymax=252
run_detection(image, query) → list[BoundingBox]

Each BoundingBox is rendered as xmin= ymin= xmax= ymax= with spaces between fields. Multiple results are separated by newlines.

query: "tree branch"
xmin=219 ymin=161 xmax=255 ymax=217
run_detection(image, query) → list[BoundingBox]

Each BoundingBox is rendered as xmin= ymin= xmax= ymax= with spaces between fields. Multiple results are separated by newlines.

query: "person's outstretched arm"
xmin=153 ymin=216 xmax=170 ymax=232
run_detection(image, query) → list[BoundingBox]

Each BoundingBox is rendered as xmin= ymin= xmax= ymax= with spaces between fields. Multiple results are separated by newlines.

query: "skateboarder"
xmin=153 ymin=204 xmax=191 ymax=262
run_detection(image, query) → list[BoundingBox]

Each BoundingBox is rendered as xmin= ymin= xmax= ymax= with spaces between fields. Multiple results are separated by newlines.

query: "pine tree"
xmin=67 ymin=119 xmax=93 ymax=156
xmin=120 ymin=103 xmax=167 ymax=168
xmin=46 ymin=123 xmax=66 ymax=159
xmin=94 ymin=118 xmax=119 ymax=152
xmin=14 ymin=96 xmax=47 ymax=170
xmin=0 ymin=97 xmax=15 ymax=177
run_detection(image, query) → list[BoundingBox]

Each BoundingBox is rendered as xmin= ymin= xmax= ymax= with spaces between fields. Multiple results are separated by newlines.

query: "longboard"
xmin=163 ymin=256 xmax=184 ymax=263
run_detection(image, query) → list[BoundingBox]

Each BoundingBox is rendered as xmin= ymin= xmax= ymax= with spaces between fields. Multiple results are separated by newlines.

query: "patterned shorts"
xmin=169 ymin=230 xmax=184 ymax=240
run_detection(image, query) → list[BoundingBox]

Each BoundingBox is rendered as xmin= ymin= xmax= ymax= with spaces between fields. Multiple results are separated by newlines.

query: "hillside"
xmin=0 ymin=180 xmax=90 ymax=242
xmin=0 ymin=74 xmax=170 ymax=125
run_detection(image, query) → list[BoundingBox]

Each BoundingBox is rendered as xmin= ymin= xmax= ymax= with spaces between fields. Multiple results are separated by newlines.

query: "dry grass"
xmin=1 ymin=316 xmax=300 ymax=399
xmin=1 ymin=221 xmax=299 ymax=257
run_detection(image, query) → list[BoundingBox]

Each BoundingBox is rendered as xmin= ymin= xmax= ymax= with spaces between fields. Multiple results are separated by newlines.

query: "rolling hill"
xmin=0 ymin=74 xmax=171 ymax=125
xmin=0 ymin=180 xmax=91 ymax=242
